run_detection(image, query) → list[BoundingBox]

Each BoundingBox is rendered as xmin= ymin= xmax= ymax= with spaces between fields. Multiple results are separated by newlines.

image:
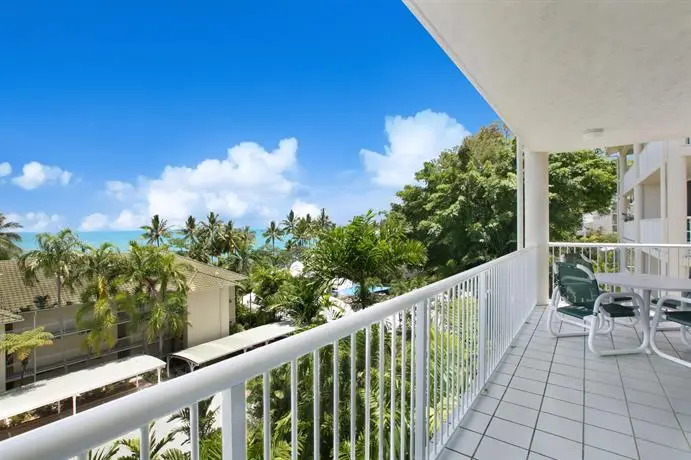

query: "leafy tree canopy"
xmin=392 ymin=123 xmax=616 ymax=277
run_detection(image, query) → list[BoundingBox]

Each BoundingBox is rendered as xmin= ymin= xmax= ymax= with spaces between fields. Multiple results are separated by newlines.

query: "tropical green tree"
xmin=0 ymin=327 xmax=54 ymax=384
xmin=392 ymin=122 xmax=617 ymax=277
xmin=141 ymin=214 xmax=171 ymax=247
xmin=117 ymin=423 xmax=176 ymax=460
xmin=263 ymin=221 xmax=283 ymax=253
xmin=19 ymin=228 xmax=85 ymax=310
xmin=123 ymin=243 xmax=190 ymax=355
xmin=315 ymin=208 xmax=333 ymax=233
xmin=167 ymin=397 xmax=219 ymax=445
xmin=87 ymin=445 xmax=119 ymax=460
xmin=180 ymin=216 xmax=198 ymax=245
xmin=308 ymin=211 xmax=426 ymax=307
xmin=76 ymin=243 xmax=136 ymax=354
xmin=292 ymin=218 xmax=312 ymax=248
xmin=269 ymin=276 xmax=331 ymax=327
xmin=281 ymin=210 xmax=297 ymax=237
xmin=221 ymin=220 xmax=238 ymax=256
xmin=0 ymin=213 xmax=22 ymax=260
xmin=199 ymin=212 xmax=224 ymax=263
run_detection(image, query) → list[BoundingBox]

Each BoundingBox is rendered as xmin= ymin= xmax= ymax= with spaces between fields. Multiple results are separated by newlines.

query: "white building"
xmin=616 ymin=140 xmax=691 ymax=246
xmin=0 ymin=256 xmax=243 ymax=393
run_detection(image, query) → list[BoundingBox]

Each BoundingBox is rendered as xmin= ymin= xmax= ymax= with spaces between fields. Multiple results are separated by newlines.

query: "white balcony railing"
xmin=549 ymin=241 xmax=691 ymax=282
xmin=639 ymin=141 xmax=664 ymax=180
xmin=640 ymin=217 xmax=663 ymax=244
xmin=0 ymin=247 xmax=538 ymax=460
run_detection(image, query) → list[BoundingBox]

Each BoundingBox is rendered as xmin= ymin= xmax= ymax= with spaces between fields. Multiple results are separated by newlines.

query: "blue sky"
xmin=1 ymin=1 xmax=497 ymax=231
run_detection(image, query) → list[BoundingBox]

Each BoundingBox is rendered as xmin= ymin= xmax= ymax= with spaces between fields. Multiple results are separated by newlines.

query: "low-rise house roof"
xmin=0 ymin=255 xmax=245 ymax=314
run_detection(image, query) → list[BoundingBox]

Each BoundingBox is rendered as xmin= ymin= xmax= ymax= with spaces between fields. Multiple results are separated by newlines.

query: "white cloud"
xmin=7 ymin=212 xmax=62 ymax=231
xmin=79 ymin=213 xmax=109 ymax=231
xmin=12 ymin=161 xmax=73 ymax=190
xmin=106 ymin=181 xmax=135 ymax=201
xmin=360 ymin=110 xmax=469 ymax=188
xmin=112 ymin=210 xmax=146 ymax=230
xmin=101 ymin=138 xmax=299 ymax=225
xmin=291 ymin=200 xmax=320 ymax=218
xmin=0 ymin=162 xmax=11 ymax=177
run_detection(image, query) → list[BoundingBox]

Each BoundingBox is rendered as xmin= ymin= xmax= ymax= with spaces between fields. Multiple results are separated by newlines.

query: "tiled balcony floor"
xmin=442 ymin=307 xmax=691 ymax=460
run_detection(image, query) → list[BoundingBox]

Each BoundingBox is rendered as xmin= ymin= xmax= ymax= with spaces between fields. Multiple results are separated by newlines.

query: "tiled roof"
xmin=0 ymin=255 xmax=245 ymax=314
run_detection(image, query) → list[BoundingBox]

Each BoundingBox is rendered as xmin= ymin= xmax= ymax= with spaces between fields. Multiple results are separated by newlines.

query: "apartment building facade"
xmin=615 ymin=139 xmax=691 ymax=276
xmin=0 ymin=256 xmax=243 ymax=392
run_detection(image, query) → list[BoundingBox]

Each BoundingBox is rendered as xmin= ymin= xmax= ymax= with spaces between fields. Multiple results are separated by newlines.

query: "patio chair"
xmin=548 ymin=262 xmax=645 ymax=355
xmin=650 ymin=295 xmax=691 ymax=361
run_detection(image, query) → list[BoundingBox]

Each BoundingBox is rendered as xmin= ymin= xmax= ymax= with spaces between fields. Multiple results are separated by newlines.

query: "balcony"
xmin=3 ymin=243 xmax=691 ymax=459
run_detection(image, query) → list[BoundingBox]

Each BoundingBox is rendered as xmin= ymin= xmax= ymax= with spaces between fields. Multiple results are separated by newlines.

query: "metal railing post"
xmin=222 ymin=383 xmax=247 ymax=460
xmin=414 ymin=302 xmax=428 ymax=459
xmin=478 ymin=272 xmax=488 ymax=382
xmin=190 ymin=402 xmax=200 ymax=460
xmin=139 ymin=424 xmax=150 ymax=460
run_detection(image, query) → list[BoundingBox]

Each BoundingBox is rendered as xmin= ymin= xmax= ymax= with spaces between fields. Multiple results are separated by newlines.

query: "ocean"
xmin=17 ymin=229 xmax=269 ymax=251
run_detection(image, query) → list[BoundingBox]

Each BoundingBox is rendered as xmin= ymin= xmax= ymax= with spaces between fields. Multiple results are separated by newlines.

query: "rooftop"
xmin=441 ymin=307 xmax=691 ymax=460
xmin=0 ymin=255 xmax=245 ymax=314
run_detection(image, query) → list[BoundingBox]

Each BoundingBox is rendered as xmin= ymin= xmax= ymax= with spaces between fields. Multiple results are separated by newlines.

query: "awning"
xmin=169 ymin=322 xmax=296 ymax=368
xmin=0 ymin=355 xmax=165 ymax=420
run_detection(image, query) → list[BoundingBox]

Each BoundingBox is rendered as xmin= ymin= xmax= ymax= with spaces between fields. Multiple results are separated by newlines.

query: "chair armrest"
xmin=651 ymin=296 xmax=691 ymax=329
xmin=593 ymin=291 xmax=643 ymax=314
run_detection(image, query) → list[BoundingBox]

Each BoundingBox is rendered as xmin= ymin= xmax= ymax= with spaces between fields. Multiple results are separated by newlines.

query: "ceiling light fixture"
xmin=583 ymin=128 xmax=604 ymax=140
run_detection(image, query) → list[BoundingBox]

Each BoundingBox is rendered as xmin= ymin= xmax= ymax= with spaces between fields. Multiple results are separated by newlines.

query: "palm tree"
xmin=167 ymin=397 xmax=219 ymax=445
xmin=141 ymin=214 xmax=171 ymax=247
xmin=87 ymin=445 xmax=119 ymax=460
xmin=180 ymin=216 xmax=198 ymax=245
xmin=315 ymin=208 xmax=332 ymax=233
xmin=0 ymin=327 xmax=54 ymax=384
xmin=221 ymin=220 xmax=238 ymax=256
xmin=269 ymin=276 xmax=330 ymax=327
xmin=199 ymin=212 xmax=223 ymax=263
xmin=76 ymin=243 xmax=136 ymax=354
xmin=307 ymin=211 xmax=426 ymax=307
xmin=123 ymin=243 xmax=190 ymax=356
xmin=228 ymin=228 xmax=255 ymax=275
xmin=281 ymin=210 xmax=297 ymax=236
xmin=19 ymin=229 xmax=85 ymax=311
xmin=262 ymin=221 xmax=282 ymax=253
xmin=0 ymin=213 xmax=22 ymax=259
xmin=117 ymin=422 xmax=176 ymax=460
xmin=292 ymin=218 xmax=311 ymax=248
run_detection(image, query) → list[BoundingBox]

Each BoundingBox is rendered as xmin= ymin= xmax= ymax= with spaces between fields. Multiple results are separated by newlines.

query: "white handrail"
xmin=550 ymin=241 xmax=691 ymax=249
xmin=0 ymin=247 xmax=537 ymax=460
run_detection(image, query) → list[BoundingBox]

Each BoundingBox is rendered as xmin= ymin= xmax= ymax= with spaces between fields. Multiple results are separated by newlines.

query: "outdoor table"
xmin=595 ymin=273 xmax=691 ymax=355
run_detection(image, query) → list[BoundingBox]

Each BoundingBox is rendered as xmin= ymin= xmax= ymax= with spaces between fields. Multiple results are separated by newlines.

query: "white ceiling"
xmin=404 ymin=1 xmax=691 ymax=152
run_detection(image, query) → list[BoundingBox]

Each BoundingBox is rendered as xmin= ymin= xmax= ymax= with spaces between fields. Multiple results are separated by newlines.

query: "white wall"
xmin=642 ymin=184 xmax=661 ymax=219
xmin=186 ymin=286 xmax=232 ymax=348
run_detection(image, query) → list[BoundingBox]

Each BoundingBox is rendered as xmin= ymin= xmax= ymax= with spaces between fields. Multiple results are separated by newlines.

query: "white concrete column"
xmin=617 ymin=151 xmax=627 ymax=238
xmin=633 ymin=144 xmax=643 ymax=272
xmin=525 ymin=150 xmax=550 ymax=305
xmin=667 ymin=143 xmax=687 ymax=277
xmin=516 ymin=139 xmax=524 ymax=249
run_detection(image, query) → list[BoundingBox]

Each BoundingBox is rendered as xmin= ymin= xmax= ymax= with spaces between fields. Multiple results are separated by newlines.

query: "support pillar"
xmin=667 ymin=143 xmax=687 ymax=277
xmin=516 ymin=139 xmax=524 ymax=249
xmin=633 ymin=144 xmax=643 ymax=272
xmin=525 ymin=150 xmax=550 ymax=305
xmin=617 ymin=150 xmax=628 ymax=271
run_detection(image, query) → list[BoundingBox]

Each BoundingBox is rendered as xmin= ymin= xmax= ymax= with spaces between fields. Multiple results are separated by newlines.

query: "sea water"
xmin=17 ymin=229 xmax=269 ymax=251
